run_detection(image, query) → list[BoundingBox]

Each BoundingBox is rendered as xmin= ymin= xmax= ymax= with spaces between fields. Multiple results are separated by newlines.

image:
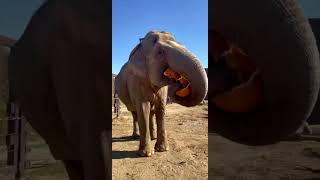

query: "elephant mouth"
xmin=209 ymin=30 xmax=263 ymax=112
xmin=163 ymin=68 xmax=192 ymax=97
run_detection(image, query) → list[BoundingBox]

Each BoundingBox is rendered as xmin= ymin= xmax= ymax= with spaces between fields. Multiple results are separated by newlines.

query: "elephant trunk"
xmin=208 ymin=0 xmax=320 ymax=145
xmin=164 ymin=44 xmax=208 ymax=107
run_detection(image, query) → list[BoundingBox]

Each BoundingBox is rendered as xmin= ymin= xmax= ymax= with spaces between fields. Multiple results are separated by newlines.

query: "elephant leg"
xmin=52 ymin=76 xmax=110 ymax=179
xmin=63 ymin=160 xmax=84 ymax=180
xmin=149 ymin=110 xmax=157 ymax=140
xmin=154 ymin=103 xmax=169 ymax=152
xmin=50 ymin=46 xmax=111 ymax=179
xmin=137 ymin=102 xmax=153 ymax=157
xmin=295 ymin=121 xmax=312 ymax=135
xmin=131 ymin=111 xmax=140 ymax=139
xmin=302 ymin=122 xmax=312 ymax=135
xmin=286 ymin=121 xmax=313 ymax=141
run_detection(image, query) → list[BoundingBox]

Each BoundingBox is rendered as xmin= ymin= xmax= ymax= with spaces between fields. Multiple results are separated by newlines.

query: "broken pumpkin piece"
xmin=176 ymin=84 xmax=192 ymax=97
xmin=163 ymin=68 xmax=192 ymax=97
xmin=178 ymin=77 xmax=189 ymax=87
xmin=209 ymin=32 xmax=263 ymax=112
xmin=163 ymin=68 xmax=181 ymax=80
xmin=212 ymin=74 xmax=263 ymax=113
xmin=225 ymin=46 xmax=257 ymax=82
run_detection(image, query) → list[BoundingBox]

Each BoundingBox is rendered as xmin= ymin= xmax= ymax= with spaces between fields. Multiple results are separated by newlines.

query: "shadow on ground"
xmin=112 ymin=150 xmax=137 ymax=159
xmin=112 ymin=136 xmax=139 ymax=142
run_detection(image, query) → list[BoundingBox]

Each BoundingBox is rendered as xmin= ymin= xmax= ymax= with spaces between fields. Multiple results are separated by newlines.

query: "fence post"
xmin=113 ymin=93 xmax=120 ymax=118
xmin=6 ymin=102 xmax=19 ymax=179
xmin=116 ymin=97 xmax=120 ymax=118
xmin=6 ymin=102 xmax=29 ymax=179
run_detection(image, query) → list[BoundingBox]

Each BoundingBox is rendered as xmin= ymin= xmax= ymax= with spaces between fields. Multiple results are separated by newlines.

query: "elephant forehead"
xmin=141 ymin=31 xmax=186 ymax=50
xmin=144 ymin=31 xmax=176 ymax=41
xmin=165 ymin=40 xmax=186 ymax=49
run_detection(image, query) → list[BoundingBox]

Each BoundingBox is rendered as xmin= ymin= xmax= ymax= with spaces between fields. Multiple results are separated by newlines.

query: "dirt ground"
xmin=112 ymin=103 xmax=209 ymax=180
xmin=208 ymin=127 xmax=320 ymax=180
xmin=0 ymin=102 xmax=320 ymax=180
xmin=113 ymin=102 xmax=320 ymax=180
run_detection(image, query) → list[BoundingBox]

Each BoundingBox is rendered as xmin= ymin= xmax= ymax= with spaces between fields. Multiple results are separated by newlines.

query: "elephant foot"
xmin=286 ymin=133 xmax=302 ymax=141
xmin=63 ymin=160 xmax=84 ymax=180
xmin=155 ymin=141 xmax=169 ymax=152
xmin=138 ymin=147 xmax=154 ymax=157
xmin=303 ymin=126 xmax=312 ymax=135
xmin=132 ymin=133 xmax=140 ymax=139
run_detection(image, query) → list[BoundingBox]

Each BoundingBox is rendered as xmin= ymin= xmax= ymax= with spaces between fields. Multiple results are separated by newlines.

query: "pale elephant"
xmin=115 ymin=31 xmax=208 ymax=157
xmin=131 ymin=105 xmax=158 ymax=140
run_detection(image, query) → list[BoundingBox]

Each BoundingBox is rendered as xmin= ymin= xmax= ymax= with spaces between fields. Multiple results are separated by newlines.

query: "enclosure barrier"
xmin=0 ymin=35 xmax=31 ymax=179
xmin=0 ymin=102 xmax=30 ymax=180
xmin=113 ymin=93 xmax=121 ymax=118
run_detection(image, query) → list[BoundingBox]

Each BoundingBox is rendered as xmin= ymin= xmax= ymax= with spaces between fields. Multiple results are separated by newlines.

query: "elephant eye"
xmin=153 ymin=38 xmax=158 ymax=45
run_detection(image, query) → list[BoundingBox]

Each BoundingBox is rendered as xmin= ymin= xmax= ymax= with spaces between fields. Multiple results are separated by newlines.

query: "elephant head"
xmin=127 ymin=31 xmax=208 ymax=106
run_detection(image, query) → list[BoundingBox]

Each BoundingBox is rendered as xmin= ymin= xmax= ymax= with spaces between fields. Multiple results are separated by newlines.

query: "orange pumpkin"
xmin=163 ymin=68 xmax=192 ymax=97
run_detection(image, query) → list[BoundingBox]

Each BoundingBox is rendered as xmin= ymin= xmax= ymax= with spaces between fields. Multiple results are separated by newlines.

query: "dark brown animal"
xmin=9 ymin=1 xmax=111 ymax=179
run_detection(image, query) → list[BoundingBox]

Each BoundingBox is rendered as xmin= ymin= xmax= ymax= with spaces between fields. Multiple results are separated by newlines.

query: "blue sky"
xmin=0 ymin=1 xmax=319 ymax=73
xmin=0 ymin=0 xmax=43 ymax=38
xmin=112 ymin=0 xmax=208 ymax=74
xmin=0 ymin=0 xmax=319 ymax=39
xmin=112 ymin=0 xmax=320 ymax=73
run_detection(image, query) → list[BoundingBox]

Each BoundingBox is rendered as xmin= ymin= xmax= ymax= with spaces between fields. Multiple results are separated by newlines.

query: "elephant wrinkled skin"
xmin=208 ymin=0 xmax=320 ymax=145
xmin=8 ymin=1 xmax=112 ymax=179
xmin=115 ymin=31 xmax=208 ymax=157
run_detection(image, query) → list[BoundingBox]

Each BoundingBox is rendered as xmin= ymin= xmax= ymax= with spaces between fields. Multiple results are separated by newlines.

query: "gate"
xmin=0 ymin=36 xmax=30 ymax=179
xmin=5 ymin=102 xmax=30 ymax=179
xmin=0 ymin=102 xmax=30 ymax=180
xmin=113 ymin=92 xmax=120 ymax=118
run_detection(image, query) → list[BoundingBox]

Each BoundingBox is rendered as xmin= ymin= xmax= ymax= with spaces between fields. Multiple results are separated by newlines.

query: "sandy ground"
xmin=112 ymin=103 xmax=209 ymax=180
xmin=208 ymin=128 xmax=320 ymax=180
xmin=0 ymin=102 xmax=319 ymax=180
xmin=113 ymin=102 xmax=320 ymax=180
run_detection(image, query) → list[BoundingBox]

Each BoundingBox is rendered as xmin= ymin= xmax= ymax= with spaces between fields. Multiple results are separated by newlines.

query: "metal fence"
xmin=113 ymin=93 xmax=121 ymax=118
xmin=0 ymin=102 xmax=30 ymax=180
xmin=0 ymin=37 xmax=31 ymax=179
xmin=0 ymin=101 xmax=54 ymax=180
xmin=0 ymin=92 xmax=121 ymax=179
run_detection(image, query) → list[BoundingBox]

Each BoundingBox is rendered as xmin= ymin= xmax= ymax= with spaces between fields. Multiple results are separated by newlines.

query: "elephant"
xmin=7 ymin=0 xmax=112 ymax=180
xmin=288 ymin=18 xmax=320 ymax=141
xmin=306 ymin=18 xmax=320 ymax=126
xmin=115 ymin=31 xmax=208 ymax=157
xmin=131 ymin=105 xmax=158 ymax=140
xmin=208 ymin=0 xmax=320 ymax=145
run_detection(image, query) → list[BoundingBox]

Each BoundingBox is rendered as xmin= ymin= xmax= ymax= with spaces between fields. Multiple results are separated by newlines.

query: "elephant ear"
xmin=127 ymin=44 xmax=148 ymax=78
